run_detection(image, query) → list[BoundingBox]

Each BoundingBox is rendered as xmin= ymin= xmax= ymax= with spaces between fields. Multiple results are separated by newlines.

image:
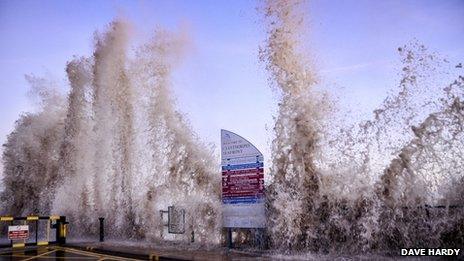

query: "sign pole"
xmin=35 ymin=220 xmax=38 ymax=244
xmin=10 ymin=220 xmax=13 ymax=247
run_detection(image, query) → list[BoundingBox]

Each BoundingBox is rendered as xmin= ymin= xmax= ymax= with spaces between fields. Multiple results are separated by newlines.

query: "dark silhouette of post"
xmin=35 ymin=220 xmax=38 ymax=244
xmin=227 ymin=228 xmax=233 ymax=248
xmin=56 ymin=216 xmax=68 ymax=245
xmin=99 ymin=217 xmax=105 ymax=242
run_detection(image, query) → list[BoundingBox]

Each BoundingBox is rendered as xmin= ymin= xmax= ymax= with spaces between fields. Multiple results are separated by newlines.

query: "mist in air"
xmin=1 ymin=0 xmax=463 ymax=255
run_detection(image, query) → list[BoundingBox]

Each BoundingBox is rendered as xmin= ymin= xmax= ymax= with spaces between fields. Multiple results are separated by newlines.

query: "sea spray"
xmin=318 ymin=43 xmax=453 ymax=198
xmin=91 ymin=20 xmax=136 ymax=237
xmin=1 ymin=19 xmax=221 ymax=244
xmin=261 ymin=0 xmax=464 ymax=254
xmin=53 ymin=21 xmax=135 ymax=237
xmin=260 ymin=0 xmax=329 ymax=251
xmin=52 ymin=57 xmax=95 ymax=235
xmin=375 ymin=72 xmax=464 ymax=249
xmin=1 ymin=76 xmax=66 ymax=216
xmin=129 ymin=29 xmax=221 ymax=244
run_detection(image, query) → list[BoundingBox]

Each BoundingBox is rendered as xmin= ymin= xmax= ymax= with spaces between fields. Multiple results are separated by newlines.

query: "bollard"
xmin=227 ymin=228 xmax=233 ymax=249
xmin=99 ymin=217 xmax=105 ymax=242
xmin=191 ymin=230 xmax=195 ymax=243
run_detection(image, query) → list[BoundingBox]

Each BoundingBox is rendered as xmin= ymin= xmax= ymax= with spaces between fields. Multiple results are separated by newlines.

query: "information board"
xmin=221 ymin=129 xmax=265 ymax=228
xmin=8 ymin=225 xmax=29 ymax=240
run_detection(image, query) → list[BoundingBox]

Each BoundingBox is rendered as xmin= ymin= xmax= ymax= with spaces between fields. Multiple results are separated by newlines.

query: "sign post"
xmin=221 ymin=129 xmax=265 ymax=247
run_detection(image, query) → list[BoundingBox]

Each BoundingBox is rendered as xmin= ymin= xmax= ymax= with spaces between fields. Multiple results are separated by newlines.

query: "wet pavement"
xmin=0 ymin=243 xmax=266 ymax=260
xmin=0 ymin=246 xmax=144 ymax=260
xmin=66 ymin=242 xmax=266 ymax=261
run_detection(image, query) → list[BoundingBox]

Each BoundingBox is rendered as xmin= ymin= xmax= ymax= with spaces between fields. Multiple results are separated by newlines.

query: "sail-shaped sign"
xmin=221 ymin=129 xmax=265 ymax=228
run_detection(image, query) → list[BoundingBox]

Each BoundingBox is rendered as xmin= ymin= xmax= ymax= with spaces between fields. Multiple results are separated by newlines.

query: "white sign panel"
xmin=221 ymin=129 xmax=265 ymax=228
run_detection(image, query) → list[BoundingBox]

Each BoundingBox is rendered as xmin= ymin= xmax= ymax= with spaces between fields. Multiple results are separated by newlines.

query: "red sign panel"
xmin=222 ymin=168 xmax=264 ymax=198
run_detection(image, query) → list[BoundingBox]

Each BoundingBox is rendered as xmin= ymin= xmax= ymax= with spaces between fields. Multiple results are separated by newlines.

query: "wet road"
xmin=0 ymin=246 xmax=142 ymax=260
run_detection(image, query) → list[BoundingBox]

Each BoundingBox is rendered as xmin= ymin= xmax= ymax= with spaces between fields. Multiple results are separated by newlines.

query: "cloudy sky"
xmin=1 ymin=0 xmax=463 ymax=171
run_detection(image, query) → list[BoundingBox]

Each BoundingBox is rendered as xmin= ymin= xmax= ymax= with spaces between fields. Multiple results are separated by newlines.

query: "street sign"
xmin=221 ymin=129 xmax=265 ymax=228
xmin=168 ymin=206 xmax=185 ymax=234
xmin=8 ymin=225 xmax=29 ymax=240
